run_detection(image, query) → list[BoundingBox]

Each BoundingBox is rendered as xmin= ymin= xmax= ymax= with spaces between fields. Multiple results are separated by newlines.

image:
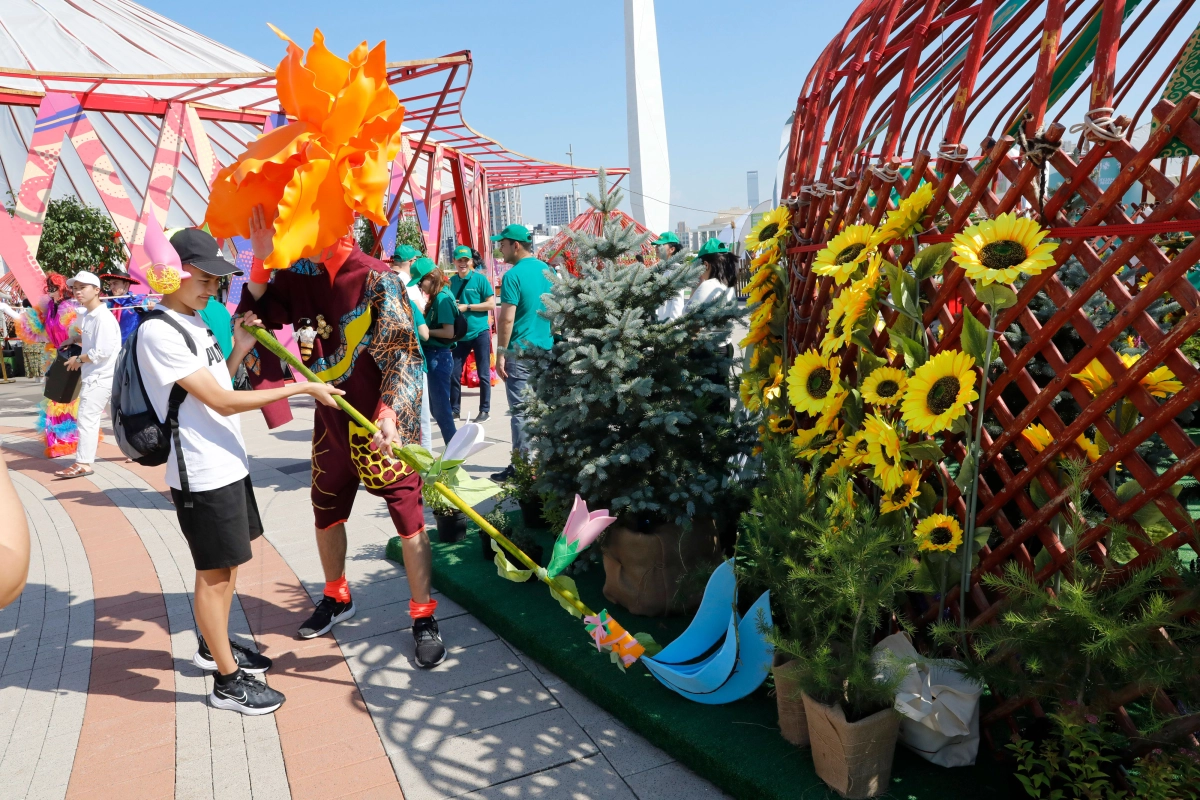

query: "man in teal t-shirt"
xmin=491 ymin=224 xmax=552 ymax=479
xmin=448 ymin=245 xmax=496 ymax=422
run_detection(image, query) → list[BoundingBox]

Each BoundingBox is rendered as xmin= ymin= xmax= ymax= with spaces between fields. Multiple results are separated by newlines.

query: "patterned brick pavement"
xmin=0 ymin=376 xmax=728 ymax=800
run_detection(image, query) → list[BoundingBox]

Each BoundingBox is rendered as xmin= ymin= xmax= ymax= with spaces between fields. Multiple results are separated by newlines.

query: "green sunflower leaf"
xmin=902 ymin=440 xmax=945 ymax=462
xmin=889 ymin=330 xmax=928 ymax=369
xmin=913 ymin=242 xmax=954 ymax=281
xmin=858 ymin=348 xmax=885 ymax=377
xmin=851 ymin=328 xmax=875 ymax=353
xmin=974 ymin=283 xmax=1018 ymax=310
xmin=842 ymin=389 xmax=864 ymax=434
xmin=955 ymin=451 xmax=976 ymax=492
xmin=949 ymin=414 xmax=972 ymax=435
xmin=961 ymin=307 xmax=989 ymax=363
xmin=916 ymin=482 xmax=938 ymax=515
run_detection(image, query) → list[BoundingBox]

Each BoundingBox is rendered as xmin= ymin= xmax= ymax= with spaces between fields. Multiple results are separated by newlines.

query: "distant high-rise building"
xmin=675 ymin=221 xmax=690 ymax=249
xmin=544 ymin=193 xmax=578 ymax=228
xmin=489 ymin=188 xmax=523 ymax=235
xmin=747 ymin=171 xmax=759 ymax=208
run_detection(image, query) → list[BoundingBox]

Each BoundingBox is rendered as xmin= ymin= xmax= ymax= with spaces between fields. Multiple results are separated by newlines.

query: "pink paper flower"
xmin=564 ymin=495 xmax=616 ymax=550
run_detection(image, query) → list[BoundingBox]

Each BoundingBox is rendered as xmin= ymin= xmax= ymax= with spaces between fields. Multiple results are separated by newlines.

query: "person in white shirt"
xmin=686 ymin=238 xmax=741 ymax=412
xmin=55 ymin=272 xmax=121 ymax=478
xmin=653 ymin=232 xmax=687 ymax=322
xmin=140 ymin=227 xmax=344 ymax=715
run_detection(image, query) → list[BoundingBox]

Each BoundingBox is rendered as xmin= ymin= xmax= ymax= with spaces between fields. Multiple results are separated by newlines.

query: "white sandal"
xmin=54 ymin=464 xmax=93 ymax=479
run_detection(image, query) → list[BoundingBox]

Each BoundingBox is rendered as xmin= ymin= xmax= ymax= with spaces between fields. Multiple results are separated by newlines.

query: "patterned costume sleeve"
xmin=365 ymin=270 xmax=425 ymax=446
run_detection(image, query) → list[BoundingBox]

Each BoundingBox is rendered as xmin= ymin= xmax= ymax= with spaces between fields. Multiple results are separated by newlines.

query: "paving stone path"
xmin=0 ymin=379 xmax=729 ymax=800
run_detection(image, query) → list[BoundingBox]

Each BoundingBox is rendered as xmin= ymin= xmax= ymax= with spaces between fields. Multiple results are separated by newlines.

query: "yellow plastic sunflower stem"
xmin=244 ymin=325 xmax=596 ymax=620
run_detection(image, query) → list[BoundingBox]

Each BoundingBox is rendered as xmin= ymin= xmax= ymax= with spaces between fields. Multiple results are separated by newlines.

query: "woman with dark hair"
xmin=687 ymin=239 xmax=740 ymax=413
xmin=411 ymin=258 xmax=459 ymax=443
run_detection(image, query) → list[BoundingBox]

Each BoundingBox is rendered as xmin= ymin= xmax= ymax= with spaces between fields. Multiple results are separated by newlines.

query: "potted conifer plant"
xmin=423 ymin=481 xmax=467 ymax=543
xmin=768 ymin=469 xmax=915 ymax=799
xmin=522 ymin=170 xmax=753 ymax=616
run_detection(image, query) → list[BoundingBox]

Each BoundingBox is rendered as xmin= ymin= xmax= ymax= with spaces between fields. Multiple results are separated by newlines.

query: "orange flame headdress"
xmin=204 ymin=26 xmax=405 ymax=270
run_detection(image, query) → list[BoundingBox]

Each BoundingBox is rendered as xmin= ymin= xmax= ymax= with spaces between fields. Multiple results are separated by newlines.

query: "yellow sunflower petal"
xmin=901 ymin=349 xmax=979 ymax=434
xmin=914 ymin=514 xmax=964 ymax=553
xmin=787 ymin=350 xmax=842 ymax=416
xmin=950 ymin=212 xmax=1057 ymax=287
xmin=813 ymin=225 xmax=878 ymax=285
xmin=861 ymin=366 xmax=908 ymax=407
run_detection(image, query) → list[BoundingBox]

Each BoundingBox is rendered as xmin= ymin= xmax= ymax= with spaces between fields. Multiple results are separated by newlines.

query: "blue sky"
xmin=141 ymin=0 xmax=849 ymax=229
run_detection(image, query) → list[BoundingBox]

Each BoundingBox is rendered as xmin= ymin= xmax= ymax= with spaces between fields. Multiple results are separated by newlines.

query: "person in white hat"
xmin=56 ymin=271 xmax=120 ymax=478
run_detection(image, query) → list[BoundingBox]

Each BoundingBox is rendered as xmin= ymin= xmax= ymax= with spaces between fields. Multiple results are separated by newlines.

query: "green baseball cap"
xmin=453 ymin=245 xmax=473 ymax=260
xmin=408 ymin=257 xmax=437 ymax=286
xmin=394 ymin=243 xmax=421 ymax=261
xmin=655 ymin=231 xmax=681 ymax=246
xmin=695 ymin=238 xmax=729 ymax=258
xmin=490 ymin=224 xmax=532 ymax=244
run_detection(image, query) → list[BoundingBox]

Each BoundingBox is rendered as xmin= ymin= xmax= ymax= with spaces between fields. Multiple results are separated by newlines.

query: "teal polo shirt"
xmin=499 ymin=257 xmax=553 ymax=350
xmin=199 ymin=297 xmax=233 ymax=358
xmin=410 ymin=300 xmax=427 ymax=373
xmin=423 ymin=287 xmax=458 ymax=351
xmin=449 ymin=270 xmax=494 ymax=340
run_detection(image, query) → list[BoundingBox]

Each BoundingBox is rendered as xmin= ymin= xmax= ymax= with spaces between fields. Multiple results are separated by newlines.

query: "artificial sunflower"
xmin=746 ymin=205 xmax=791 ymax=252
xmin=797 ymin=422 xmax=844 ymax=460
xmin=1076 ymin=434 xmax=1101 ymax=462
xmin=791 ymin=426 xmax=823 ymax=456
xmin=901 ymin=349 xmax=979 ymax=434
xmin=768 ymin=414 xmax=796 ymax=434
xmin=881 ymin=469 xmax=921 ymax=513
xmin=861 ymin=366 xmax=908 ymax=407
xmin=950 ymin=212 xmax=1058 ymax=286
xmin=1023 ymin=423 xmax=1054 ymax=452
xmin=821 ymin=284 xmax=871 ymax=356
xmin=914 ymin=514 xmax=964 ymax=553
xmin=815 ymin=387 xmax=848 ymax=433
xmin=863 ymin=413 xmax=904 ymax=490
xmin=752 ymin=248 xmax=778 ymax=269
xmin=842 ymin=430 xmax=872 ymax=466
xmin=876 ymin=181 xmax=934 ymax=243
xmin=762 ymin=357 xmax=785 ymax=403
xmin=856 ymin=251 xmax=887 ymax=292
xmin=787 ymin=350 xmax=842 ymax=416
xmin=1072 ymin=354 xmax=1182 ymax=398
xmin=813 ymin=225 xmax=878 ymax=285
xmin=739 ymin=375 xmax=764 ymax=412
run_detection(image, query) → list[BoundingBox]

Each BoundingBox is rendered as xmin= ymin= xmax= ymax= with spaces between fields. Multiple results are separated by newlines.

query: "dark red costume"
xmin=238 ymin=248 xmax=426 ymax=535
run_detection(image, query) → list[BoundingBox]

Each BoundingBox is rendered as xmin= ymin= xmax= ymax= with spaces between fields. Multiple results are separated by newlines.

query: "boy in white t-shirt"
xmin=139 ymin=228 xmax=344 ymax=715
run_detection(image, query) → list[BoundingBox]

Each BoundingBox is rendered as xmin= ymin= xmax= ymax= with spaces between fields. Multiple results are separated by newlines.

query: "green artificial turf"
xmin=422 ymin=520 xmax=1015 ymax=800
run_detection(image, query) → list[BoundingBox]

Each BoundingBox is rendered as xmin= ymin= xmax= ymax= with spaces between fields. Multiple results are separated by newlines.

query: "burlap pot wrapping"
xmin=773 ymin=655 xmax=809 ymax=746
xmin=601 ymin=519 xmax=719 ymax=616
xmin=802 ymin=693 xmax=900 ymax=799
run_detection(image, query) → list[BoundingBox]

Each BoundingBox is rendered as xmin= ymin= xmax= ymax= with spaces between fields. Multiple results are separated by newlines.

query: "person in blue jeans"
xmin=448 ymin=245 xmax=496 ymax=422
xmin=410 ymin=257 xmax=458 ymax=443
xmin=490 ymin=225 xmax=553 ymax=482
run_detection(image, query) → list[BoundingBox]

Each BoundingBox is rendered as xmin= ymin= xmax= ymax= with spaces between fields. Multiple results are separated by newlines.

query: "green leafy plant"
xmin=524 ymin=170 xmax=754 ymax=528
xmin=759 ymin=468 xmax=917 ymax=720
xmin=356 ymin=215 xmax=426 ymax=258
xmin=506 ymin=449 xmax=540 ymax=503
xmin=5 ymin=195 xmax=127 ymax=277
xmin=422 ymin=480 xmax=457 ymax=517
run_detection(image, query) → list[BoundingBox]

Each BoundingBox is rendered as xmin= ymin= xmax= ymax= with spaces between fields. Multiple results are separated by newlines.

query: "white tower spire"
xmin=624 ymin=0 xmax=670 ymax=233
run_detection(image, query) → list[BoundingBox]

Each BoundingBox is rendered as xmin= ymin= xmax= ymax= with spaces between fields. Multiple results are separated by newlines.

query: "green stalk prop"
xmin=961 ymin=314 xmax=997 ymax=641
xmin=245 ymin=325 xmax=596 ymax=619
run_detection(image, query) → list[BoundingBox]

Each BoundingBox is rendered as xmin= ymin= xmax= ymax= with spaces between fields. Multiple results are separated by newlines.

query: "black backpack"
xmin=109 ymin=310 xmax=194 ymax=499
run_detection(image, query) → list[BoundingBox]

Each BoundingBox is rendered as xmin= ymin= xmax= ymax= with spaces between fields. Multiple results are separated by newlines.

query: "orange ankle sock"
xmin=325 ymin=576 xmax=350 ymax=603
xmin=409 ymin=598 xmax=437 ymax=619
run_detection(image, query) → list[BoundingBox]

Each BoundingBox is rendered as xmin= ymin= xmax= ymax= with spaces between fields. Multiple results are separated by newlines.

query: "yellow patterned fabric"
xmin=348 ymin=421 xmax=411 ymax=488
xmin=315 ymin=306 xmax=372 ymax=383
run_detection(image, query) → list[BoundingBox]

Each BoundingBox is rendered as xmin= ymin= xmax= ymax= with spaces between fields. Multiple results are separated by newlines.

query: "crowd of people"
xmin=0 ymin=219 xmax=741 ymax=717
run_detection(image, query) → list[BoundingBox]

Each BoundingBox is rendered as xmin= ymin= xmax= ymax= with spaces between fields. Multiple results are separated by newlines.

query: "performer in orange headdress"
xmin=209 ymin=28 xmax=444 ymax=667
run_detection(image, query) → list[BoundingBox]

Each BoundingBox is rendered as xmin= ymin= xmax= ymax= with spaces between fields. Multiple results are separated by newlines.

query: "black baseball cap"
xmin=169 ymin=228 xmax=242 ymax=276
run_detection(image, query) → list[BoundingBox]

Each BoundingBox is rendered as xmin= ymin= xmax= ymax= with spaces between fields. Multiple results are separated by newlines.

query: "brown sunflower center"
xmin=806 ymin=367 xmax=833 ymax=399
xmin=927 ymin=376 xmax=961 ymax=415
xmin=930 ymin=527 xmax=954 ymax=546
xmin=835 ymin=243 xmax=866 ymax=265
xmin=882 ymin=447 xmax=896 ymax=467
xmin=856 ymin=439 xmax=870 ymax=454
xmin=876 ymin=379 xmax=900 ymax=398
xmin=833 ymin=317 xmax=845 ymax=338
xmin=979 ymin=240 xmax=1027 ymax=271
xmin=891 ymin=486 xmax=909 ymax=504
xmin=758 ymin=222 xmax=779 ymax=241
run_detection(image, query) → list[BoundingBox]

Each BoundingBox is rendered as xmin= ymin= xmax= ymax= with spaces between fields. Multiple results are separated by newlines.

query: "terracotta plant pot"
xmin=435 ymin=511 xmax=468 ymax=543
xmin=773 ymin=655 xmax=809 ymax=747
xmin=803 ymin=693 xmax=900 ymax=799
xmin=600 ymin=519 xmax=720 ymax=616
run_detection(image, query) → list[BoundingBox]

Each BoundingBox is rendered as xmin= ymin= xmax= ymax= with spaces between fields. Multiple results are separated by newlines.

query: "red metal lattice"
xmin=782 ymin=0 xmax=1200 ymax=745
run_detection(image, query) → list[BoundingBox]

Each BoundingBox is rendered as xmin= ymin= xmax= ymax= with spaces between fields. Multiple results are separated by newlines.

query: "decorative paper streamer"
xmin=546 ymin=495 xmax=616 ymax=578
xmin=492 ymin=539 xmax=533 ymax=583
xmin=584 ymin=610 xmax=646 ymax=670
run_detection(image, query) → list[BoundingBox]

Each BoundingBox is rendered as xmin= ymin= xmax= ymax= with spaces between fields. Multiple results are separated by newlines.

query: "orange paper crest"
xmin=204 ymin=26 xmax=405 ymax=270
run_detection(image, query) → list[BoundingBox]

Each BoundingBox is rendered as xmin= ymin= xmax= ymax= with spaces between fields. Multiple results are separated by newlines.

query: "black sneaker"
xmin=210 ymin=670 xmax=285 ymax=715
xmin=413 ymin=616 xmax=446 ymax=668
xmin=490 ymin=465 xmax=515 ymax=483
xmin=475 ymin=412 xmax=490 ymax=423
xmin=193 ymin=635 xmax=272 ymax=674
xmin=297 ymin=595 xmax=356 ymax=639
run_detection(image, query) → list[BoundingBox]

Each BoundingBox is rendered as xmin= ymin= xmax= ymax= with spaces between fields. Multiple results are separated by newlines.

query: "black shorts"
xmin=171 ymin=475 xmax=264 ymax=571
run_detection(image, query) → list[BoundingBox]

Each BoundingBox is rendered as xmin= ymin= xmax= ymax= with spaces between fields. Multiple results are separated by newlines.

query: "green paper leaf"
xmin=442 ymin=472 xmax=503 ymax=508
xmin=916 ymin=482 xmax=938 ymax=516
xmin=961 ymin=307 xmax=989 ymax=364
xmin=634 ymin=632 xmax=662 ymax=657
xmin=858 ymin=348 xmax=885 ymax=378
xmin=889 ymin=330 xmax=928 ymax=369
xmin=949 ymin=414 xmax=972 ymax=435
xmin=551 ymin=575 xmax=584 ymax=618
xmin=902 ymin=440 xmax=945 ymax=463
xmin=975 ymin=283 xmax=1018 ymax=310
xmin=955 ymin=451 xmax=977 ymax=493
xmin=546 ymin=537 xmax=581 ymax=578
xmin=851 ymin=328 xmax=875 ymax=353
xmin=913 ymin=242 xmax=954 ymax=281
xmin=899 ymin=271 xmax=921 ymax=319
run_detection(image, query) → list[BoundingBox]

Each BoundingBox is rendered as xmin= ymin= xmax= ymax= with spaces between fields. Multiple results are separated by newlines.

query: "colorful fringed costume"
xmin=15 ymin=294 xmax=80 ymax=457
